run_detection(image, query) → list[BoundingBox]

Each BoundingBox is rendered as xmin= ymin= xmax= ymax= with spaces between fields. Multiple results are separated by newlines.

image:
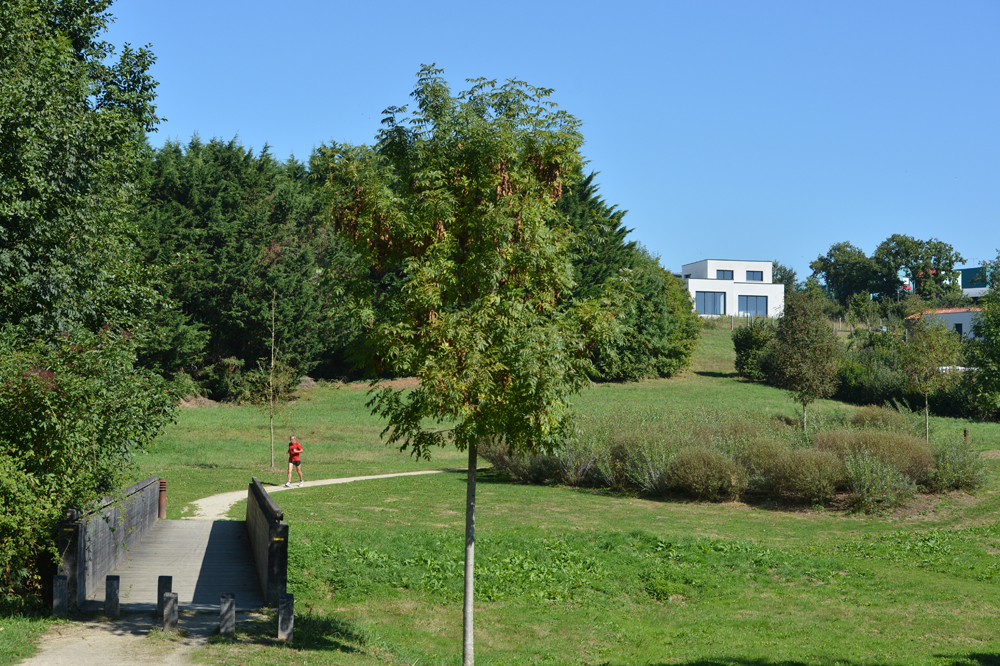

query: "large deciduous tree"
xmin=875 ymin=234 xmax=964 ymax=300
xmin=809 ymin=242 xmax=882 ymax=305
xmin=769 ymin=290 xmax=841 ymax=430
xmin=0 ymin=0 xmax=174 ymax=607
xmin=317 ymin=66 xmax=624 ymax=665
xmin=1 ymin=0 xmax=161 ymax=333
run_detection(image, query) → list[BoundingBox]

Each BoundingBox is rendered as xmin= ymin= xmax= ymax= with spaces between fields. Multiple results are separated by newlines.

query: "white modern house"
xmin=905 ymin=308 xmax=982 ymax=339
xmin=681 ymin=259 xmax=785 ymax=318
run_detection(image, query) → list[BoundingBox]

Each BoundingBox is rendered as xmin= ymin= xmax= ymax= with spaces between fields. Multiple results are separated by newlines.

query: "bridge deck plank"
xmin=83 ymin=520 xmax=264 ymax=612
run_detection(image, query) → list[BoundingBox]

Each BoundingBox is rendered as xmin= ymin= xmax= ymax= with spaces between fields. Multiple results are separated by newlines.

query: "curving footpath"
xmin=186 ymin=469 xmax=455 ymax=520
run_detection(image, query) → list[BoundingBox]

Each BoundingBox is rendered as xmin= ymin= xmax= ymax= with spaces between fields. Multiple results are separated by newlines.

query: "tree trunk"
xmin=802 ymin=402 xmax=807 ymax=432
xmin=925 ymin=394 xmax=930 ymax=443
xmin=270 ymin=290 xmax=276 ymax=468
xmin=462 ymin=441 xmax=477 ymax=666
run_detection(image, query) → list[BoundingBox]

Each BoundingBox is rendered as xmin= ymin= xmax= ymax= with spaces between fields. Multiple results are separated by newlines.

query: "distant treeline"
xmin=134 ymin=138 xmax=701 ymax=400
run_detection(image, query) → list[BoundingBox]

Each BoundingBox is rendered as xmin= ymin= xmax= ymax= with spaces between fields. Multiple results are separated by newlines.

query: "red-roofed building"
xmin=905 ymin=308 xmax=982 ymax=339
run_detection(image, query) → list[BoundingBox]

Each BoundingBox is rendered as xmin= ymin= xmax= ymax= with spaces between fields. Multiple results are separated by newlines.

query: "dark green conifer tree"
xmin=136 ymin=138 xmax=339 ymax=397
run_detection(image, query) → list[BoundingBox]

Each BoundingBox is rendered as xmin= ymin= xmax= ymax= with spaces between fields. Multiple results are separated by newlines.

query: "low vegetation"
xmin=483 ymin=404 xmax=985 ymax=512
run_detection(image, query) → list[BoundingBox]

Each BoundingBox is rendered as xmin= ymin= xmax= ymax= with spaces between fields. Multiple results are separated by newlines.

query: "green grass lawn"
xmin=204 ymin=467 xmax=1000 ymax=665
xmin=138 ymin=382 xmax=470 ymax=519
xmin=189 ymin=327 xmax=1000 ymax=665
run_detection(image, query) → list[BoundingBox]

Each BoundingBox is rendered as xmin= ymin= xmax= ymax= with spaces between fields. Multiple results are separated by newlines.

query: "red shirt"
xmin=288 ymin=441 xmax=302 ymax=462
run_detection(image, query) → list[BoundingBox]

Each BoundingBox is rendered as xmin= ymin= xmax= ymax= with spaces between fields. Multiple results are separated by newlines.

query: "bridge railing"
xmin=57 ymin=475 xmax=161 ymax=608
xmin=246 ymin=477 xmax=288 ymax=607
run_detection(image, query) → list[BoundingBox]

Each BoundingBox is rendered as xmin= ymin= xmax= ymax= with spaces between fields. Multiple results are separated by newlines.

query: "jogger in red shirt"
xmin=285 ymin=435 xmax=304 ymax=487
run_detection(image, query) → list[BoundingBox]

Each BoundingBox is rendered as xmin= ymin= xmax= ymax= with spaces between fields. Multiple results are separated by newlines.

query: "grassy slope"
xmin=138 ymin=385 xmax=469 ymax=519
xmin=187 ymin=328 xmax=1000 ymax=666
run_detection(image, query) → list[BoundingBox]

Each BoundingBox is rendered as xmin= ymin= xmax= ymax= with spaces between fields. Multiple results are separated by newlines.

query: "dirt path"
xmin=187 ymin=469 xmax=455 ymax=520
xmin=19 ymin=611 xmax=256 ymax=665
xmin=22 ymin=469 xmax=458 ymax=664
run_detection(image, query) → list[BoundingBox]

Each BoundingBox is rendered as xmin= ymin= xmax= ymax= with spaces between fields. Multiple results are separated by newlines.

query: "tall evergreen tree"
xmin=557 ymin=169 xmax=636 ymax=301
xmin=136 ymin=138 xmax=337 ymax=397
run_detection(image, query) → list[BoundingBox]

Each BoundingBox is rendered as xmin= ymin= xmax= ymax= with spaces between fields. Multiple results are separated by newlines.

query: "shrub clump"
xmin=843 ymin=451 xmax=916 ymax=512
xmin=929 ymin=437 xmax=986 ymax=492
xmin=668 ymin=447 xmax=744 ymax=501
xmin=849 ymin=404 xmax=914 ymax=433
xmin=786 ymin=448 xmax=845 ymax=504
xmin=813 ymin=430 xmax=934 ymax=485
xmin=480 ymin=438 xmax=560 ymax=485
xmin=481 ymin=405 xmax=982 ymax=511
xmin=732 ymin=318 xmax=775 ymax=381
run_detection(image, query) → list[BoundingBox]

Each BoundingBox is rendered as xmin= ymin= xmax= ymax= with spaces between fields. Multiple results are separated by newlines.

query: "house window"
xmin=954 ymin=323 xmax=963 ymax=336
xmin=746 ymin=271 xmax=763 ymax=281
xmin=696 ymin=292 xmax=726 ymax=315
xmin=716 ymin=270 xmax=733 ymax=280
xmin=738 ymin=295 xmax=768 ymax=317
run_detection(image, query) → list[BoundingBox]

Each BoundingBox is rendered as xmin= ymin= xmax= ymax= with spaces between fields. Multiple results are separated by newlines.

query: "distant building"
xmin=905 ymin=308 xmax=982 ymax=339
xmin=960 ymin=266 xmax=990 ymax=299
xmin=681 ymin=259 xmax=785 ymax=318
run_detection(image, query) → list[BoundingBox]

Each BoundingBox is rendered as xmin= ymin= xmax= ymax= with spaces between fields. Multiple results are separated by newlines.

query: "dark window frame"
xmin=717 ymin=270 xmax=734 ymax=280
xmin=738 ymin=295 xmax=768 ymax=317
xmin=746 ymin=270 xmax=763 ymax=281
xmin=696 ymin=291 xmax=726 ymax=315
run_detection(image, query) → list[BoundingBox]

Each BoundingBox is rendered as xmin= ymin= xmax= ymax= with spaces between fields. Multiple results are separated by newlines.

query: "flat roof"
xmin=682 ymin=259 xmax=774 ymax=264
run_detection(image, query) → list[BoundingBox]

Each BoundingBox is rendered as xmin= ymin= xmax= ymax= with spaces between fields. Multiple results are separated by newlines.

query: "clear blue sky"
xmin=105 ymin=0 xmax=999 ymax=279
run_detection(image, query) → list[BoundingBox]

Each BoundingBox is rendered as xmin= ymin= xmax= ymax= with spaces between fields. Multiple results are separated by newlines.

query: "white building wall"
xmin=916 ymin=311 xmax=981 ymax=339
xmin=681 ymin=259 xmax=784 ymax=318
xmin=681 ymin=259 xmax=773 ymax=283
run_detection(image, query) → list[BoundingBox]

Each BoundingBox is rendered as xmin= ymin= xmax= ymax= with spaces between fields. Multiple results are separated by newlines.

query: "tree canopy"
xmin=0 ymin=0 xmax=174 ymax=608
xmin=134 ymin=137 xmax=343 ymax=398
xmin=1 ymin=0 xmax=161 ymax=334
xmin=810 ymin=236 xmax=965 ymax=307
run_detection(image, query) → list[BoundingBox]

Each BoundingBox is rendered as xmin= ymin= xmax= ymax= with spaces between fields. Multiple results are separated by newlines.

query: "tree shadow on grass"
xmin=693 ymin=370 xmax=740 ymax=379
xmin=614 ymin=656 xmax=1000 ymax=666
xmin=206 ymin=611 xmax=366 ymax=655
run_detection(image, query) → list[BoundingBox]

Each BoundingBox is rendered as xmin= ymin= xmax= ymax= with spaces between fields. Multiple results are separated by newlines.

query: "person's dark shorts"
xmin=290 ymin=460 xmax=301 ymax=467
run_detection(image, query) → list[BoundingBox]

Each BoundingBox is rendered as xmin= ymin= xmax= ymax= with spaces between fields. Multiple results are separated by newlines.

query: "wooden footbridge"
xmin=59 ymin=477 xmax=285 ymax=614
xmin=82 ymin=521 xmax=264 ymax=611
